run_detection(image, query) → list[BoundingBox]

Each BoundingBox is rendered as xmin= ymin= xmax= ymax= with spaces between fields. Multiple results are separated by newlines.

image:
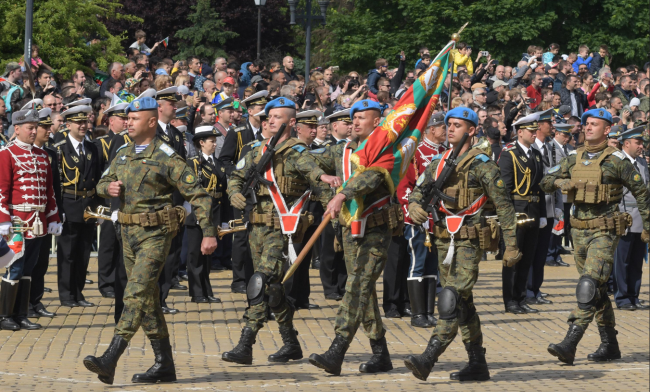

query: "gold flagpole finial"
xmin=451 ymin=22 xmax=469 ymax=42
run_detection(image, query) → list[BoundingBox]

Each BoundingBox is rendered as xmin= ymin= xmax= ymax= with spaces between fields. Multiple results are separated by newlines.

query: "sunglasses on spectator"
xmin=380 ymin=84 xmax=390 ymax=87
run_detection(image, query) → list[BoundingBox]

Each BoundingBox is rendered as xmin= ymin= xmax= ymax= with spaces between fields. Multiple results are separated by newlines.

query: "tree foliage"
xmin=319 ymin=0 xmax=649 ymax=72
xmin=174 ymin=0 xmax=238 ymax=61
xmin=0 ymin=0 xmax=140 ymax=78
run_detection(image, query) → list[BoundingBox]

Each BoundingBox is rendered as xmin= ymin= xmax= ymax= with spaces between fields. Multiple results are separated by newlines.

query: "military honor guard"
xmin=309 ymin=100 xmax=403 ymax=375
xmin=0 ymin=107 xmax=62 ymax=331
xmin=404 ymin=107 xmax=521 ymax=382
xmin=499 ymin=113 xmax=547 ymax=314
xmin=84 ymin=96 xmax=217 ymax=385
xmin=213 ymin=97 xmax=236 ymax=159
xmin=186 ymin=125 xmax=225 ymax=303
xmin=541 ymin=109 xmax=649 ymax=365
xmin=612 ymin=126 xmax=649 ymax=311
xmin=52 ymin=98 xmax=92 ymax=143
xmin=222 ymin=97 xmax=338 ymax=365
xmin=54 ymin=105 xmax=102 ymax=308
xmin=396 ymin=112 xmax=447 ymax=327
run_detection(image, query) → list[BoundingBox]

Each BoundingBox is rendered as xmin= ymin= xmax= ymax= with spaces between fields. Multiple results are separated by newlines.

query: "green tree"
xmin=174 ymin=0 xmax=238 ymax=61
xmin=0 ymin=0 xmax=141 ymax=78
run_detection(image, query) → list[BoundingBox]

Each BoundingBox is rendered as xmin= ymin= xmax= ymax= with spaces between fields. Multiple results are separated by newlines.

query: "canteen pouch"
xmin=615 ymin=212 xmax=633 ymax=236
xmin=478 ymin=218 xmax=500 ymax=251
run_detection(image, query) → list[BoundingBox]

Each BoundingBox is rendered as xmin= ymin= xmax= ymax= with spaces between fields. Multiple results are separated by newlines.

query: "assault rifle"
xmin=242 ymin=123 xmax=285 ymax=205
xmin=421 ymin=132 xmax=469 ymax=224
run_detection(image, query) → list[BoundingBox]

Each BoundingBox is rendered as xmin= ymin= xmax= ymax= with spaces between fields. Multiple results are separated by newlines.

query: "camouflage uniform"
xmin=409 ymin=148 xmax=517 ymax=349
xmin=227 ymin=138 xmax=329 ymax=333
xmin=97 ymin=138 xmax=215 ymax=342
xmin=540 ymin=147 xmax=650 ymax=330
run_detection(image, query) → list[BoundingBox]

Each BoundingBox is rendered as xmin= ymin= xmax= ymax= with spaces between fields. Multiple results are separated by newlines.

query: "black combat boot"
xmin=426 ymin=278 xmax=438 ymax=326
xmin=0 ymin=280 xmax=20 ymax=331
xmin=83 ymin=335 xmax=129 ymax=385
xmin=359 ymin=336 xmax=393 ymax=373
xmin=404 ymin=336 xmax=445 ymax=381
xmin=13 ymin=278 xmax=41 ymax=330
xmin=132 ymin=337 xmax=177 ymax=383
xmin=548 ymin=324 xmax=585 ymax=365
xmin=450 ymin=340 xmax=490 ymax=381
xmin=587 ymin=326 xmax=621 ymax=362
xmin=407 ymin=280 xmax=432 ymax=328
xmin=268 ymin=326 xmax=303 ymax=362
xmin=309 ymin=334 xmax=350 ymax=375
xmin=222 ymin=327 xmax=257 ymax=365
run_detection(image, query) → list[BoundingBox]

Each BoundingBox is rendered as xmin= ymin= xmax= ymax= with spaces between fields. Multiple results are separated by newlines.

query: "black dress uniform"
xmin=52 ymin=98 xmax=93 ymax=144
xmin=186 ymin=126 xmax=226 ymax=303
xmin=54 ymin=105 xmax=102 ymax=307
xmin=499 ymin=115 xmax=547 ymax=314
xmin=29 ymin=109 xmax=63 ymax=318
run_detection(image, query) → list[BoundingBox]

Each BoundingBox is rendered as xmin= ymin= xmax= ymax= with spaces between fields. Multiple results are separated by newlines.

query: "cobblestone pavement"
xmin=1 ymin=253 xmax=648 ymax=391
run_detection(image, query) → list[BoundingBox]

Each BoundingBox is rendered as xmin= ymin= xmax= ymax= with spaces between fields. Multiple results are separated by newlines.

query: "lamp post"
xmin=24 ymin=0 xmax=34 ymax=67
xmin=254 ymin=0 xmax=267 ymax=60
xmin=288 ymin=0 xmax=330 ymax=85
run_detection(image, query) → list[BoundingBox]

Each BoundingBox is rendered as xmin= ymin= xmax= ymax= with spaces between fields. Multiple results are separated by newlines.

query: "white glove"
xmin=183 ymin=201 xmax=192 ymax=214
xmin=539 ymin=217 xmax=547 ymax=228
xmin=0 ymin=222 xmax=11 ymax=236
xmin=62 ymin=213 xmax=66 ymax=224
xmin=47 ymin=222 xmax=63 ymax=236
xmin=111 ymin=210 xmax=119 ymax=223
xmin=555 ymin=208 xmax=563 ymax=220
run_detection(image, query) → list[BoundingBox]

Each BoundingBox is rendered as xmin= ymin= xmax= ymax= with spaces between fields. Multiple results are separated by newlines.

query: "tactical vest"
xmin=441 ymin=148 xmax=494 ymax=210
xmin=253 ymin=138 xmax=310 ymax=197
xmin=567 ymin=146 xmax=623 ymax=204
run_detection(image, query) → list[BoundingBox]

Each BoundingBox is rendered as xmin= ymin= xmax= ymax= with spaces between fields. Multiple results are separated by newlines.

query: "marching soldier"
xmin=186 ymin=125 xmax=225 ymax=303
xmin=84 ymin=96 xmax=217 ymax=384
xmin=54 ymin=105 xmax=102 ymax=307
xmin=613 ymin=126 xmax=650 ymax=311
xmin=29 ymin=108 xmax=63 ymax=318
xmin=499 ymin=113 xmax=547 ymax=314
xmin=404 ymin=107 xmax=522 ymax=382
xmin=222 ymin=97 xmax=339 ymax=365
xmin=542 ymin=109 xmax=649 ymax=365
xmin=308 ymin=100 xmax=403 ymax=375
xmin=93 ymin=102 xmax=128 ymax=298
xmin=0 ymin=108 xmax=62 ymax=331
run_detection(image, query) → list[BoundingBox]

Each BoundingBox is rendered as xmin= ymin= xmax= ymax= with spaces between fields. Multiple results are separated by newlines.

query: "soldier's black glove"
xmin=231 ymin=193 xmax=247 ymax=210
xmin=408 ymin=203 xmax=428 ymax=225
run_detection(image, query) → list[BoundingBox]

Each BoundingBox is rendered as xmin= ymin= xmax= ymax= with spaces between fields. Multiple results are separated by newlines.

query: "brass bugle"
xmin=83 ymin=206 xmax=112 ymax=221
xmin=483 ymin=212 xmax=535 ymax=225
xmin=10 ymin=217 xmax=34 ymax=232
xmin=217 ymin=219 xmax=248 ymax=239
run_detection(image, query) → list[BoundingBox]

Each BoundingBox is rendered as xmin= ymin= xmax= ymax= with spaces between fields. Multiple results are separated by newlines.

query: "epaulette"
xmin=430 ymin=153 xmax=444 ymax=162
xmin=503 ymin=142 xmax=516 ymax=152
xmin=475 ymin=153 xmax=490 ymax=162
xmin=292 ymin=145 xmax=306 ymax=153
xmin=159 ymin=143 xmax=176 ymax=157
xmin=568 ymin=150 xmax=577 ymax=155
xmin=234 ymin=126 xmax=247 ymax=133
xmin=115 ymin=143 xmax=129 ymax=153
xmin=53 ymin=140 xmax=66 ymax=148
xmin=251 ymin=141 xmax=262 ymax=148
xmin=188 ymin=155 xmax=200 ymax=162
xmin=310 ymin=147 xmax=326 ymax=154
xmin=96 ymin=135 xmax=109 ymax=139
xmin=119 ymin=130 xmax=128 ymax=136
xmin=612 ymin=151 xmax=626 ymax=160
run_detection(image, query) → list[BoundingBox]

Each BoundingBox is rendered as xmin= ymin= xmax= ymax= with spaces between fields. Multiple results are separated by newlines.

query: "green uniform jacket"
xmin=540 ymin=148 xmax=650 ymax=232
xmin=409 ymin=148 xmax=518 ymax=248
xmin=97 ymin=137 xmax=217 ymax=237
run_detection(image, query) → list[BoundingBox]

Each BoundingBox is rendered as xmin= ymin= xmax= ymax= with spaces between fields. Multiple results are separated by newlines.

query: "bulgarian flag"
xmin=339 ymin=40 xmax=454 ymax=225
xmin=161 ymin=37 xmax=169 ymax=48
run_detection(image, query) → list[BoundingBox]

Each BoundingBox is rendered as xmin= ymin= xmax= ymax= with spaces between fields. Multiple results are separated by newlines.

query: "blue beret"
xmin=350 ymin=99 xmax=382 ymax=119
xmin=581 ymin=108 xmax=612 ymax=125
xmin=444 ymin=106 xmax=478 ymax=127
xmin=264 ymin=97 xmax=296 ymax=115
xmin=126 ymin=97 xmax=158 ymax=114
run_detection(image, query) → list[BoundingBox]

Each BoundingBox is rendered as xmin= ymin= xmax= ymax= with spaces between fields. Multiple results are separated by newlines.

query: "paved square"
xmin=1 ymin=253 xmax=648 ymax=391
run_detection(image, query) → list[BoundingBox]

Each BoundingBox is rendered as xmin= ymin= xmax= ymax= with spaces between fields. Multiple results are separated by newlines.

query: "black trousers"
xmin=57 ymin=221 xmax=94 ymax=302
xmin=30 ymin=234 xmax=52 ymax=311
xmin=527 ymin=222 xmax=553 ymax=298
xmin=285 ymin=225 xmax=314 ymax=307
xmin=230 ymin=208 xmax=254 ymax=290
xmin=158 ymin=226 xmax=185 ymax=306
xmin=319 ymin=222 xmax=347 ymax=296
xmin=382 ymin=234 xmax=410 ymax=313
xmin=502 ymin=223 xmax=539 ymax=306
xmin=186 ymin=225 xmax=214 ymax=298
xmin=113 ymin=223 xmax=127 ymax=324
xmin=97 ymin=219 xmax=118 ymax=294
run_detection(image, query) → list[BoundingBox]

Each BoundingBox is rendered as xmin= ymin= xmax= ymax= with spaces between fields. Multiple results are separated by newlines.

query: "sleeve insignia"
xmin=160 ymin=143 xmax=175 ymax=157
xmin=495 ymin=179 xmax=505 ymax=188
xmin=87 ymin=153 xmax=92 ymax=160
xmin=633 ymin=173 xmax=641 ymax=182
xmin=310 ymin=148 xmax=326 ymax=154
xmin=292 ymin=145 xmax=306 ymax=153
xmin=236 ymin=157 xmax=246 ymax=170
xmin=416 ymin=173 xmax=425 ymax=187
xmin=475 ymin=154 xmax=489 ymax=162
xmin=182 ymin=173 xmax=196 ymax=184
xmin=548 ymin=164 xmax=560 ymax=173
xmin=176 ymin=135 xmax=180 ymax=142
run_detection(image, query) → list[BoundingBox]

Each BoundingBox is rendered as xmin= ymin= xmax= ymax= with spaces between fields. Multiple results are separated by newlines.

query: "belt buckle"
xmin=139 ymin=212 xmax=150 ymax=226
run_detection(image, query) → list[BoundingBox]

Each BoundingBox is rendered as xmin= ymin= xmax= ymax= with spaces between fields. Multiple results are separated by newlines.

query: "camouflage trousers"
xmin=431 ymin=237 xmax=483 ymax=349
xmin=247 ymin=224 xmax=294 ymax=333
xmin=567 ymin=228 xmax=619 ymax=330
xmin=116 ymin=225 xmax=173 ymax=342
xmin=334 ymin=223 xmax=391 ymax=343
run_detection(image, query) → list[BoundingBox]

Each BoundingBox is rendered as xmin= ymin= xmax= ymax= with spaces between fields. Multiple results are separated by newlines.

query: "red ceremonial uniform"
xmin=0 ymin=142 xmax=60 ymax=239
xmin=397 ymin=138 xmax=447 ymax=226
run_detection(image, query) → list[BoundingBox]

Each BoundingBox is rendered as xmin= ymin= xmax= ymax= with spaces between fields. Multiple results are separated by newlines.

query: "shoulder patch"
xmin=252 ymin=141 xmax=262 ymax=148
xmin=568 ymin=150 xmax=577 ymax=155
xmin=53 ymin=140 xmax=66 ymax=148
xmin=292 ymin=145 xmax=306 ymax=153
xmin=116 ymin=143 xmax=129 ymax=153
xmin=612 ymin=151 xmax=625 ymax=160
xmin=633 ymin=173 xmax=642 ymax=182
xmin=548 ymin=164 xmax=560 ymax=173
xmin=159 ymin=143 xmax=176 ymax=157
xmin=475 ymin=154 xmax=489 ymax=162
xmin=495 ymin=178 xmax=505 ymax=188
xmin=236 ymin=157 xmax=246 ymax=170
xmin=310 ymin=148 xmax=326 ymax=154
xmin=416 ymin=173 xmax=426 ymax=187
xmin=182 ymin=172 xmax=196 ymax=184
